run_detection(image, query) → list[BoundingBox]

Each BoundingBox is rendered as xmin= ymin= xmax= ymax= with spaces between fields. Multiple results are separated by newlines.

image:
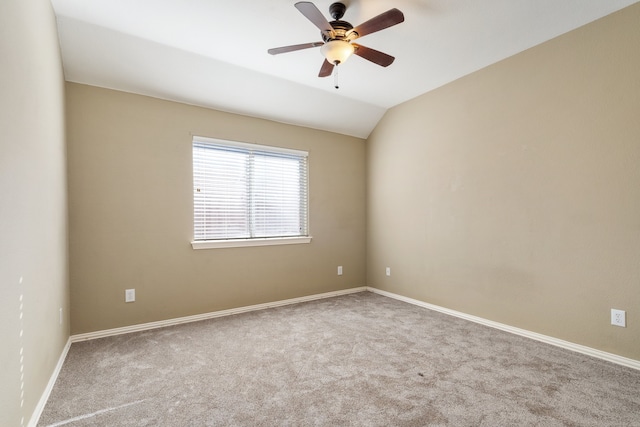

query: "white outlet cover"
xmin=337 ymin=266 xmax=343 ymax=276
xmin=611 ymin=309 xmax=626 ymax=327
xmin=125 ymin=289 xmax=136 ymax=303
xmin=385 ymin=267 xmax=391 ymax=276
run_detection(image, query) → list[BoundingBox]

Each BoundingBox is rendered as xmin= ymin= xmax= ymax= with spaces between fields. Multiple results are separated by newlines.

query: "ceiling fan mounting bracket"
xmin=329 ymin=2 xmax=347 ymax=20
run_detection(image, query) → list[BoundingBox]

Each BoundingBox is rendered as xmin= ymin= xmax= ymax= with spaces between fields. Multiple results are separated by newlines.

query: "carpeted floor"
xmin=39 ymin=292 xmax=640 ymax=426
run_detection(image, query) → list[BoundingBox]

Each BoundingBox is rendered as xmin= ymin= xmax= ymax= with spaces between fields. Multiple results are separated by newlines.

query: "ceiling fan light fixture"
xmin=320 ymin=40 xmax=354 ymax=65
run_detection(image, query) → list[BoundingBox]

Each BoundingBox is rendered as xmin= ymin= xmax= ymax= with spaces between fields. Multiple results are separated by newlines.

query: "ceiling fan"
xmin=268 ymin=2 xmax=404 ymax=86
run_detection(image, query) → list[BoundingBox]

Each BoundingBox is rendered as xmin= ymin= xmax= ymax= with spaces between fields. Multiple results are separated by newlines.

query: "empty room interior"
xmin=2 ymin=0 xmax=640 ymax=425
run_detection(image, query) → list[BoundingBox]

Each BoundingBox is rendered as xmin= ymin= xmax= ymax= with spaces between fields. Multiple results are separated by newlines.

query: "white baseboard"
xmin=29 ymin=337 xmax=72 ymax=427
xmin=71 ymin=287 xmax=368 ymax=342
xmin=367 ymin=287 xmax=640 ymax=371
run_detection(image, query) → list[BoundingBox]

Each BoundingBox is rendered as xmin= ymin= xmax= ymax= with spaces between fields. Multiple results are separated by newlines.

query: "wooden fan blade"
xmin=352 ymin=43 xmax=395 ymax=67
xmin=318 ymin=59 xmax=334 ymax=77
xmin=295 ymin=2 xmax=334 ymax=34
xmin=352 ymin=8 xmax=404 ymax=38
xmin=268 ymin=42 xmax=324 ymax=55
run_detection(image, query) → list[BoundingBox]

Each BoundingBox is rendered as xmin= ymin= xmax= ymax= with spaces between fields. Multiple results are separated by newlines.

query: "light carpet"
xmin=39 ymin=292 xmax=640 ymax=426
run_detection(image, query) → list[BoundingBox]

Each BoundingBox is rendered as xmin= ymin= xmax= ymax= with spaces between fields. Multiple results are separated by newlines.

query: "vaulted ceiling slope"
xmin=52 ymin=0 xmax=639 ymax=138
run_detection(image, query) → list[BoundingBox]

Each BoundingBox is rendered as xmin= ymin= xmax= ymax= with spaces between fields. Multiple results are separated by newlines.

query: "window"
xmin=191 ymin=136 xmax=310 ymax=249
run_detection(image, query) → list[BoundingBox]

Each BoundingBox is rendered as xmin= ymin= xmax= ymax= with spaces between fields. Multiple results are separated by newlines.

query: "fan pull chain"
xmin=334 ymin=64 xmax=339 ymax=89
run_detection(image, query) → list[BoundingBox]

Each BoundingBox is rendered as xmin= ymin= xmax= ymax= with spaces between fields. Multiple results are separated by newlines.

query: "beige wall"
xmin=0 ymin=0 xmax=69 ymax=425
xmin=66 ymin=83 xmax=366 ymax=334
xmin=367 ymin=4 xmax=640 ymax=360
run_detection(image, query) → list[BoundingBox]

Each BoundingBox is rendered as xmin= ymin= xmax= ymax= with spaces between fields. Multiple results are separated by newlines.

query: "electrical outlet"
xmin=59 ymin=308 xmax=63 ymax=325
xmin=337 ymin=266 xmax=343 ymax=276
xmin=385 ymin=267 xmax=391 ymax=276
xmin=125 ymin=289 xmax=136 ymax=303
xmin=611 ymin=309 xmax=626 ymax=327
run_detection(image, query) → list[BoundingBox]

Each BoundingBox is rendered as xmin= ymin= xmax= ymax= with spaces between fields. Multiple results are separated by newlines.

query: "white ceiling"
xmin=51 ymin=0 xmax=638 ymax=138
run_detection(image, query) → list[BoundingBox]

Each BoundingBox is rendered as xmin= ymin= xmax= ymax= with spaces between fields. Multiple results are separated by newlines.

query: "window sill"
xmin=191 ymin=236 xmax=312 ymax=250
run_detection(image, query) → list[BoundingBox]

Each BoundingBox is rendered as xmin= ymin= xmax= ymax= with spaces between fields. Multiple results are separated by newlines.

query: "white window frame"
xmin=191 ymin=136 xmax=311 ymax=249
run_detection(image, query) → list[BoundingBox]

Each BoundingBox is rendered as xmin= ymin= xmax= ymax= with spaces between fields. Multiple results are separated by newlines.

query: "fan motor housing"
xmin=322 ymin=20 xmax=356 ymax=42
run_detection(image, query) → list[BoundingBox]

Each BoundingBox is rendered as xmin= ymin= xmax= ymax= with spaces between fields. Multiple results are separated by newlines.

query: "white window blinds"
xmin=193 ymin=136 xmax=309 ymax=241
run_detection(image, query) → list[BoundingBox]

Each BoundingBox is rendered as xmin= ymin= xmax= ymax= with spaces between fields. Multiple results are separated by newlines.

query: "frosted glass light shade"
xmin=320 ymin=40 xmax=355 ymax=65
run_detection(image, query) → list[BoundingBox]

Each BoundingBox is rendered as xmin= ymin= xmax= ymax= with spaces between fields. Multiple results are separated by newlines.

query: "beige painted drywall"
xmin=66 ymin=83 xmax=366 ymax=334
xmin=367 ymin=3 xmax=640 ymax=360
xmin=0 ymin=0 xmax=69 ymax=425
